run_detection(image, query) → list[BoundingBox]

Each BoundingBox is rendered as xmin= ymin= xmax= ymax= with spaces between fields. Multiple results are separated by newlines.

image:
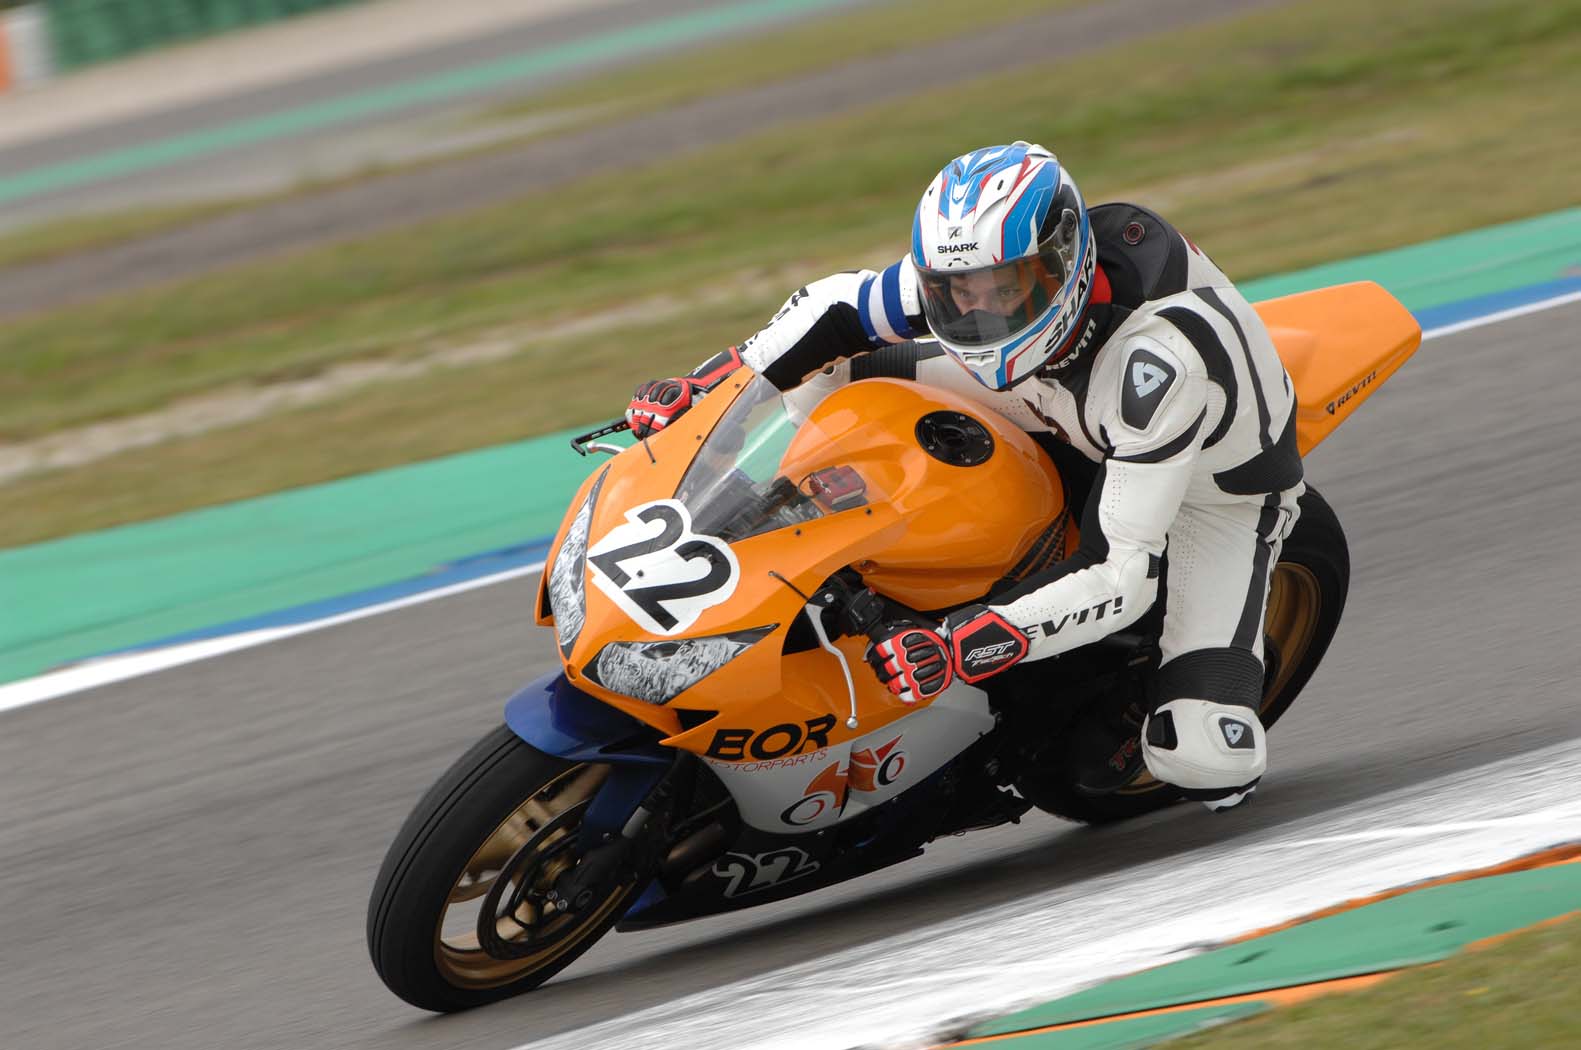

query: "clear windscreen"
xmin=673 ymin=373 xmax=884 ymax=542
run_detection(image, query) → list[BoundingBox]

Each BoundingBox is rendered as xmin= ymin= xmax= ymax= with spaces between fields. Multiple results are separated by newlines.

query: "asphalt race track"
xmin=2 ymin=300 xmax=1579 ymax=1049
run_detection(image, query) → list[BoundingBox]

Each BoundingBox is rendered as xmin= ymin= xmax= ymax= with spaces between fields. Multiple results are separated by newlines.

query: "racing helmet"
xmin=911 ymin=142 xmax=1097 ymax=389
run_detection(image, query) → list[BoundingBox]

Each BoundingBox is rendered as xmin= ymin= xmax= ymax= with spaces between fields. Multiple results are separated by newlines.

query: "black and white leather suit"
xmin=735 ymin=203 xmax=1305 ymax=801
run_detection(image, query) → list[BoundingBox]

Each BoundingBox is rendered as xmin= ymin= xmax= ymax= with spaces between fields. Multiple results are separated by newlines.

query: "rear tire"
xmin=1253 ymin=486 xmax=1349 ymax=729
xmin=1029 ymin=486 xmax=1350 ymax=824
xmin=367 ymin=726 xmax=643 ymax=1012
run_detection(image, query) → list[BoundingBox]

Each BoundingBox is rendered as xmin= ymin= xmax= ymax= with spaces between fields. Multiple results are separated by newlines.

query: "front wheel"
xmin=367 ymin=725 xmax=645 ymax=1012
xmin=1030 ymin=485 xmax=1350 ymax=824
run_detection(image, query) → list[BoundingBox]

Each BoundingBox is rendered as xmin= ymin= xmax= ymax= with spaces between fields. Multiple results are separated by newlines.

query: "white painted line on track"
xmin=5 ymin=287 xmax=1581 ymax=713
xmin=0 ymin=561 xmax=543 ymax=714
xmin=1420 ymin=288 xmax=1581 ymax=340
xmin=523 ymin=738 xmax=1581 ymax=1050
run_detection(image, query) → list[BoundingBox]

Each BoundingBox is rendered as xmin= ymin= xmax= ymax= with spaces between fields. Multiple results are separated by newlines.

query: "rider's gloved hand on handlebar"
xmin=865 ymin=604 xmax=1031 ymax=704
xmin=865 ymin=620 xmax=952 ymax=704
xmin=625 ymin=346 xmax=745 ymax=438
xmin=626 ymin=378 xmax=697 ymax=438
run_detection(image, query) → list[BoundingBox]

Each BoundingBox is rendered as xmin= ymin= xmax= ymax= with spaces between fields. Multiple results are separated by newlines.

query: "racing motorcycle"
xmin=367 ymin=281 xmax=1421 ymax=1012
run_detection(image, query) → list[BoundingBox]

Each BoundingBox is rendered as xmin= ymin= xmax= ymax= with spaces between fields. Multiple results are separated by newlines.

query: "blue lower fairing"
xmin=503 ymin=669 xmax=673 ymax=849
xmin=503 ymin=669 xmax=671 ymax=766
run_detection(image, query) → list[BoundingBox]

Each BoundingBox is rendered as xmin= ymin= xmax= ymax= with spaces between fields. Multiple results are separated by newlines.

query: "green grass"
xmin=3 ymin=0 xmax=1580 ymax=546
xmin=478 ymin=0 xmax=1083 ymax=127
xmin=1169 ymin=911 xmax=1581 ymax=1049
xmin=0 ymin=201 xmax=239 ymax=270
xmin=0 ymin=0 xmax=1079 ymax=274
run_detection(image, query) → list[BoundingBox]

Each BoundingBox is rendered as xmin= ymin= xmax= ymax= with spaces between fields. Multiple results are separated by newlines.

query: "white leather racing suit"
xmin=734 ymin=203 xmax=1306 ymax=799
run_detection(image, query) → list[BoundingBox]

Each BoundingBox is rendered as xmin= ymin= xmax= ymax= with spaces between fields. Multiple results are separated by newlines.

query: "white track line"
xmin=522 ymin=739 xmax=1581 ymax=1050
xmin=1420 ymin=288 xmax=1581 ymax=339
xmin=0 ymin=562 xmax=542 ymax=714
xmin=4 ymin=287 xmax=1580 ymax=712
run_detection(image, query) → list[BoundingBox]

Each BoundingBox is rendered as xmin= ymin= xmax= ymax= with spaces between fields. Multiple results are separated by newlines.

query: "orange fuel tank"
xmin=780 ymin=378 xmax=1069 ymax=610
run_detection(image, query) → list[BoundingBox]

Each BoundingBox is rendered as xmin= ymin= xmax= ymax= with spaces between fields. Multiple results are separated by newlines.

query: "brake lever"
xmin=804 ymin=597 xmax=861 ymax=731
xmin=802 ymin=577 xmax=899 ymax=731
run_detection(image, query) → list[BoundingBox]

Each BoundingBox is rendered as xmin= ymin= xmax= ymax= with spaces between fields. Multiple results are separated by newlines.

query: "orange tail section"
xmin=1254 ymin=281 xmax=1422 ymax=455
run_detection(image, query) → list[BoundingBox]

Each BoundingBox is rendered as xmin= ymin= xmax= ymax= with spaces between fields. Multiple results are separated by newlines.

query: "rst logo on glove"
xmin=964 ymin=639 xmax=1020 ymax=664
xmin=587 ymin=500 xmax=739 ymax=634
xmin=945 ymin=606 xmax=1029 ymax=682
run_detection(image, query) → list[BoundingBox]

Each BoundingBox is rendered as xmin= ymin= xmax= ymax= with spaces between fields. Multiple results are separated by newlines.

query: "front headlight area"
xmin=547 ymin=471 xmax=604 ymax=655
xmin=583 ymin=627 xmax=774 ymax=705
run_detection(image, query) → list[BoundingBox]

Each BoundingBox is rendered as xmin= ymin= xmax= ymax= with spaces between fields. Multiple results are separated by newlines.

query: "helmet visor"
xmin=917 ymin=249 xmax=1068 ymax=349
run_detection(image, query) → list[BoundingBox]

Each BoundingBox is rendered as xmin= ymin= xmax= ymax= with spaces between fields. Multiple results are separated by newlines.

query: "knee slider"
xmin=1141 ymin=697 xmax=1266 ymax=796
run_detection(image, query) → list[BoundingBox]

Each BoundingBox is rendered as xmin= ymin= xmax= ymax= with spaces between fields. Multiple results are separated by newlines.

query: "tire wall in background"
xmin=42 ymin=0 xmax=365 ymax=71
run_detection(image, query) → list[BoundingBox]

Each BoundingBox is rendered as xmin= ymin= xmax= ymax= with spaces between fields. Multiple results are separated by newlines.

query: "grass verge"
xmin=0 ymin=0 xmax=1079 ymax=273
xmin=0 ymin=201 xmax=240 ymax=270
xmin=1169 ymin=910 xmax=1581 ymax=1049
xmin=3 ymin=0 xmax=1580 ymax=547
xmin=475 ymin=0 xmax=1082 ymax=128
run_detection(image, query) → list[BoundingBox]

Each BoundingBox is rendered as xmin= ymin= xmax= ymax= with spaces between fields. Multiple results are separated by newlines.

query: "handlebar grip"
xmin=844 ymin=586 xmax=888 ymax=640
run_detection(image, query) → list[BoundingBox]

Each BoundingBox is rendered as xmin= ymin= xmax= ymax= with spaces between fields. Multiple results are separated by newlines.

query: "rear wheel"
xmin=1029 ymin=486 xmax=1350 ymax=823
xmin=367 ymin=725 xmax=645 ymax=1012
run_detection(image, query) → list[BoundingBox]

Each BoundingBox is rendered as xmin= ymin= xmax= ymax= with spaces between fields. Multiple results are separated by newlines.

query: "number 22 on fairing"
xmin=586 ymin=500 xmax=740 ymax=634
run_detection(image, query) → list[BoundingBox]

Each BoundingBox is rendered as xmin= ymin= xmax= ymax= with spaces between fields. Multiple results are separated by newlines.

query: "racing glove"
xmin=941 ymin=605 xmax=1030 ymax=684
xmin=865 ymin=620 xmax=953 ymax=705
xmin=625 ymin=346 xmax=744 ymax=438
xmin=864 ymin=605 xmax=1030 ymax=704
xmin=626 ymin=378 xmax=696 ymax=438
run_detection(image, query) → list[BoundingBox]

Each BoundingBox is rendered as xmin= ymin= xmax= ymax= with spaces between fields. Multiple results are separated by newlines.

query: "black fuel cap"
xmin=915 ymin=411 xmax=994 ymax=466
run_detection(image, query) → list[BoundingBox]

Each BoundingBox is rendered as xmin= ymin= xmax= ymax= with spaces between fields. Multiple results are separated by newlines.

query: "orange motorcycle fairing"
xmin=544 ymin=371 xmax=1071 ymax=777
xmin=1254 ymin=280 xmax=1423 ymax=456
xmin=777 ymin=377 xmax=1068 ymax=610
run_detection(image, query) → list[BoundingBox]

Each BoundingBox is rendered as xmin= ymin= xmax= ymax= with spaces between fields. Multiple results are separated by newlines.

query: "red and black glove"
xmin=864 ymin=605 xmax=1030 ymax=705
xmin=625 ymin=346 xmax=744 ymax=438
xmin=626 ymin=378 xmax=696 ymax=438
xmin=865 ymin=620 xmax=953 ymax=705
xmin=941 ymin=604 xmax=1030 ymax=684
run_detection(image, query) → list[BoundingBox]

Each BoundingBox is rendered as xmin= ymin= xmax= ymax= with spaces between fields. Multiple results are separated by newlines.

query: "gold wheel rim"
xmin=433 ymin=764 xmax=632 ymax=989
xmin=1119 ymin=562 xmax=1322 ymax=795
xmin=1259 ymin=562 xmax=1321 ymax=710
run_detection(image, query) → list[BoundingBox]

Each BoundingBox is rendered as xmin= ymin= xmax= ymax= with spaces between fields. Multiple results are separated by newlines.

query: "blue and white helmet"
xmin=911 ymin=142 xmax=1097 ymax=389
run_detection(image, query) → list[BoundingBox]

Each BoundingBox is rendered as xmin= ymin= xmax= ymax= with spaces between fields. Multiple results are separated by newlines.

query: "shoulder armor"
xmin=1089 ymin=202 xmax=1190 ymax=308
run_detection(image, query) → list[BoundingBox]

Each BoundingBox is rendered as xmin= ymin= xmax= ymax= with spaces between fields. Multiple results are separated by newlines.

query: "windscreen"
xmin=673 ymin=373 xmax=883 ymax=542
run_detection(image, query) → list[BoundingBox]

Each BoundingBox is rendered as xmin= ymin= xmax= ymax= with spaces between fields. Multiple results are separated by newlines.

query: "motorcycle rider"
xmin=626 ymin=142 xmax=1304 ymax=811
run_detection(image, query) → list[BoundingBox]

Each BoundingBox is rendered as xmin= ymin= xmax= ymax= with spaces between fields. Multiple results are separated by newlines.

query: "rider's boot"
xmin=1069 ymin=697 xmax=1148 ymax=794
xmin=1140 ymin=698 xmax=1265 ymax=812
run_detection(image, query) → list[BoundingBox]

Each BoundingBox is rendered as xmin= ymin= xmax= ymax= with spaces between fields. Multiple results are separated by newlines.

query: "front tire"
xmin=1030 ymin=486 xmax=1350 ymax=824
xmin=367 ymin=725 xmax=644 ymax=1012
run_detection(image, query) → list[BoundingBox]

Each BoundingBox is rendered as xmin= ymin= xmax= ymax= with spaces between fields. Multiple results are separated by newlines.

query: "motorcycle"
xmin=367 ymin=281 xmax=1421 ymax=1012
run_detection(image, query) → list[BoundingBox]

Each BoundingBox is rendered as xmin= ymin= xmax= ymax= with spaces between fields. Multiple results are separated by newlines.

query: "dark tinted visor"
xmin=917 ymin=252 xmax=1067 ymax=348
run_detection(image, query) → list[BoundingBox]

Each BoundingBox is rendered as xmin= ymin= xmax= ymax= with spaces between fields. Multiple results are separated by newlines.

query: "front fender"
xmin=505 ymin=670 xmax=675 ymax=851
xmin=503 ymin=669 xmax=671 ymax=767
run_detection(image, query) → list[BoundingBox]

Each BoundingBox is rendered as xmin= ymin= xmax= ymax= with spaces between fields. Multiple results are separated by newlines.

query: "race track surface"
xmin=2 ymin=301 xmax=1578 ymax=1049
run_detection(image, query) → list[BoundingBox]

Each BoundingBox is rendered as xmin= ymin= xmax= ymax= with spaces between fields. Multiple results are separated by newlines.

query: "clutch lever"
xmin=570 ymin=418 xmax=631 ymax=457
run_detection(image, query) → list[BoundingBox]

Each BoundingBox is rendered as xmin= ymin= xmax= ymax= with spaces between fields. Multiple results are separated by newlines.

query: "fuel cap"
xmin=915 ymin=411 xmax=994 ymax=466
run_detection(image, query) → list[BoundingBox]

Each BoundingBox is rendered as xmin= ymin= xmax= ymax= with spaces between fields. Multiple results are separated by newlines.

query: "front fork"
xmin=503 ymin=669 xmax=682 ymax=904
